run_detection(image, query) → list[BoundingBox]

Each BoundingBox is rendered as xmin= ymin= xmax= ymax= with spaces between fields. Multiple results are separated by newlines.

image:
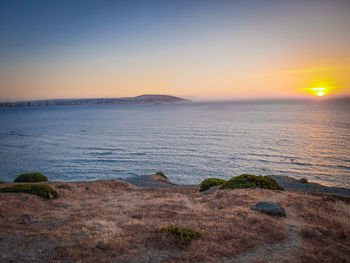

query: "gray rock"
xmin=42 ymin=246 xmax=66 ymax=256
xmin=96 ymin=241 xmax=106 ymax=250
xmin=201 ymin=185 xmax=220 ymax=195
xmin=251 ymin=201 xmax=286 ymax=217
xmin=19 ymin=214 xmax=37 ymax=224
xmin=92 ymin=222 xmax=102 ymax=228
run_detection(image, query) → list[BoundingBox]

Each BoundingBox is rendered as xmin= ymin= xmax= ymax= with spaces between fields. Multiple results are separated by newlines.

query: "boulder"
xmin=201 ymin=185 xmax=221 ymax=195
xmin=251 ymin=201 xmax=286 ymax=217
xmin=19 ymin=214 xmax=37 ymax=224
xmin=96 ymin=241 xmax=106 ymax=250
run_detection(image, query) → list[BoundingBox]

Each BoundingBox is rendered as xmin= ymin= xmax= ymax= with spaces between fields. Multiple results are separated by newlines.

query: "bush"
xmin=0 ymin=181 xmax=4 ymax=184
xmin=155 ymin=171 xmax=167 ymax=179
xmin=220 ymin=174 xmax=284 ymax=190
xmin=14 ymin=173 xmax=48 ymax=183
xmin=199 ymin=178 xmax=226 ymax=192
xmin=161 ymin=225 xmax=201 ymax=244
xmin=56 ymin=184 xmax=72 ymax=190
xmin=299 ymin=178 xmax=308 ymax=184
xmin=0 ymin=184 xmax=58 ymax=200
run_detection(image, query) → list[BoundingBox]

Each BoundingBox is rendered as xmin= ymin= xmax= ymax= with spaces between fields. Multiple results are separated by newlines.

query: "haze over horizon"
xmin=1 ymin=0 xmax=350 ymax=101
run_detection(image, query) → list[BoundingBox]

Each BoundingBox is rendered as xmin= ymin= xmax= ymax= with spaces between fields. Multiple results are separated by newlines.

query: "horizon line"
xmin=1 ymin=94 xmax=350 ymax=104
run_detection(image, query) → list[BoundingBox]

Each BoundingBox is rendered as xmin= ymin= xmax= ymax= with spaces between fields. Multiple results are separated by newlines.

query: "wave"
xmin=88 ymin=151 xmax=114 ymax=156
xmin=76 ymin=146 xmax=124 ymax=151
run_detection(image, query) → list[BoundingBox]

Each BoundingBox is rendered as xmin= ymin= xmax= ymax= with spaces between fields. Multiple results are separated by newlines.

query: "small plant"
xmin=0 ymin=181 xmax=4 ymax=184
xmin=161 ymin=225 xmax=201 ymax=244
xmin=0 ymin=184 xmax=58 ymax=200
xmin=199 ymin=178 xmax=226 ymax=192
xmin=155 ymin=171 xmax=167 ymax=179
xmin=14 ymin=173 xmax=48 ymax=183
xmin=299 ymin=178 xmax=308 ymax=184
xmin=220 ymin=174 xmax=284 ymax=190
xmin=56 ymin=184 xmax=72 ymax=190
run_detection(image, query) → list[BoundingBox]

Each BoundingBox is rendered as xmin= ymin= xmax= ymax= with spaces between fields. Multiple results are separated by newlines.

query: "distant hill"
xmin=122 ymin=94 xmax=190 ymax=103
xmin=0 ymin=94 xmax=191 ymax=107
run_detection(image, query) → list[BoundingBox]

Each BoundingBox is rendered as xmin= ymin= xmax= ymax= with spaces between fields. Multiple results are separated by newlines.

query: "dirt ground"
xmin=0 ymin=176 xmax=349 ymax=263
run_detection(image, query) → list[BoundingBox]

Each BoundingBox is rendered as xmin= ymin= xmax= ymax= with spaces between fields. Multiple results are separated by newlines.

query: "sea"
xmin=0 ymin=99 xmax=349 ymax=188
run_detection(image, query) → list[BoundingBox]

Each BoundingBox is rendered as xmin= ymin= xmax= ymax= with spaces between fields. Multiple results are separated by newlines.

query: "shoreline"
xmin=269 ymin=175 xmax=350 ymax=197
xmin=2 ymin=173 xmax=349 ymax=197
xmin=122 ymin=174 xmax=350 ymax=197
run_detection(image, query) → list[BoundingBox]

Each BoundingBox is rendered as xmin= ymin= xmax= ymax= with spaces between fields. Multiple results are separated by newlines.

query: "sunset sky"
xmin=1 ymin=0 xmax=349 ymax=101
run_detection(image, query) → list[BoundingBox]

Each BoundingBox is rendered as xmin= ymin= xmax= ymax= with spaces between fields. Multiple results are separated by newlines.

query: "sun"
xmin=307 ymin=81 xmax=334 ymax=97
xmin=316 ymin=91 xmax=325 ymax=97
xmin=310 ymin=87 xmax=327 ymax=97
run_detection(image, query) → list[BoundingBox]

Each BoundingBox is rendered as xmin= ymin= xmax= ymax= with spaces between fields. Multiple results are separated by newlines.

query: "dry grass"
xmin=0 ymin=180 xmax=349 ymax=262
xmin=284 ymin=193 xmax=350 ymax=263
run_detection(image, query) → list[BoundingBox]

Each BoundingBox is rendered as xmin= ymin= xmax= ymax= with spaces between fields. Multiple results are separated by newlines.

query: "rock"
xmin=92 ymin=222 xmax=102 ymax=228
xmin=201 ymin=185 xmax=221 ymax=195
xmin=251 ymin=201 xmax=286 ymax=217
xmin=96 ymin=241 xmax=106 ymax=250
xmin=19 ymin=214 xmax=37 ymax=224
xmin=42 ymin=246 xmax=65 ymax=256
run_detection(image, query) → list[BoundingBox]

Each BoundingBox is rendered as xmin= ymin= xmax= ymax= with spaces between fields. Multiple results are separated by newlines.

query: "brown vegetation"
xmin=288 ymin=194 xmax=350 ymax=262
xmin=0 ymin=180 xmax=349 ymax=262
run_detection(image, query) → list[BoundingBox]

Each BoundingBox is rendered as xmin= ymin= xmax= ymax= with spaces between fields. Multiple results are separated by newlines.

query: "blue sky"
xmin=1 ymin=0 xmax=349 ymax=100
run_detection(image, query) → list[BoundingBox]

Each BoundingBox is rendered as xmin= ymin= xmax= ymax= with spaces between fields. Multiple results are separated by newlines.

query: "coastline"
xmin=269 ymin=175 xmax=350 ymax=197
xmin=122 ymin=174 xmax=350 ymax=197
xmin=2 ymin=173 xmax=350 ymax=197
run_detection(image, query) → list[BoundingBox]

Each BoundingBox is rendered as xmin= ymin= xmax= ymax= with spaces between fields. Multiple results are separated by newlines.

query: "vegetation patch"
xmin=14 ymin=173 xmax=48 ymax=183
xmin=0 ymin=184 xmax=58 ymax=200
xmin=0 ymin=181 xmax=4 ymax=184
xmin=155 ymin=171 xmax=167 ymax=179
xmin=299 ymin=178 xmax=308 ymax=184
xmin=161 ymin=225 xmax=202 ymax=244
xmin=220 ymin=174 xmax=284 ymax=190
xmin=199 ymin=178 xmax=226 ymax=191
xmin=56 ymin=184 xmax=72 ymax=190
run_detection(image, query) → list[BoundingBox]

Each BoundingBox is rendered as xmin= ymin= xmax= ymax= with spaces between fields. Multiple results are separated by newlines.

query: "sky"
xmin=0 ymin=0 xmax=350 ymax=101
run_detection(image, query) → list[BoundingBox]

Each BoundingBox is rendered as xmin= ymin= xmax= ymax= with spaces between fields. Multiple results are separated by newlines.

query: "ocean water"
xmin=0 ymin=99 xmax=349 ymax=188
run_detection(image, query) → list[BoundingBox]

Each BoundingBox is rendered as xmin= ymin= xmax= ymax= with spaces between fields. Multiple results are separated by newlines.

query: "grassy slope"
xmin=0 ymin=180 xmax=349 ymax=263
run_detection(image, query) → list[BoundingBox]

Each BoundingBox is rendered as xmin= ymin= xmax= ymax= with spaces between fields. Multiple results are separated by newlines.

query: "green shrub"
xmin=56 ymin=184 xmax=72 ymax=190
xmin=199 ymin=178 xmax=226 ymax=192
xmin=0 ymin=184 xmax=58 ymax=200
xmin=14 ymin=173 xmax=48 ymax=183
xmin=220 ymin=174 xmax=284 ymax=190
xmin=0 ymin=181 xmax=4 ymax=184
xmin=161 ymin=225 xmax=201 ymax=244
xmin=299 ymin=178 xmax=308 ymax=184
xmin=155 ymin=171 xmax=167 ymax=179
